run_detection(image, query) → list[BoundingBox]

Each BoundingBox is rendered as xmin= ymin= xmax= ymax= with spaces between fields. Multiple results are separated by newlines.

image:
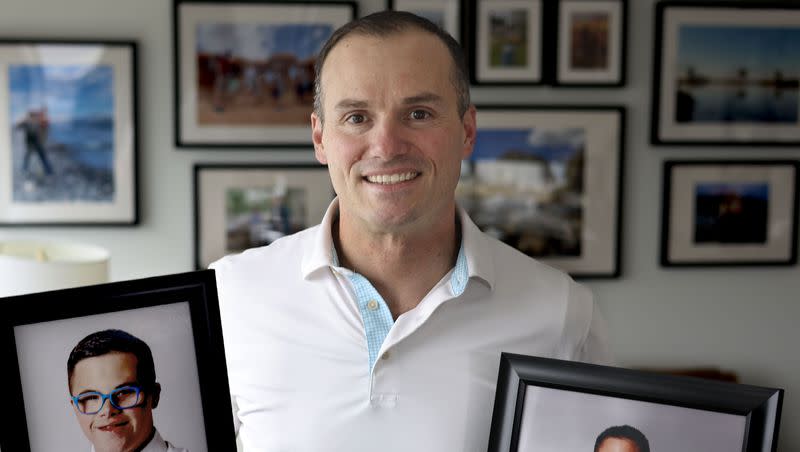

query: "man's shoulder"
xmin=210 ymin=224 xmax=319 ymax=273
xmin=481 ymin=231 xmax=573 ymax=286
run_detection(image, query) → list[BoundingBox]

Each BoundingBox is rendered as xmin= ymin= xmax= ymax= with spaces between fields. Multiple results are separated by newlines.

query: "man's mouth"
xmin=364 ymin=172 xmax=419 ymax=185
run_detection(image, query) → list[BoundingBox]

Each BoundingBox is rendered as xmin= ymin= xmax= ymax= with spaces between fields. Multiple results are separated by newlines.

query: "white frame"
xmin=662 ymin=161 xmax=798 ymax=265
xmin=461 ymin=106 xmax=624 ymax=277
xmin=391 ymin=0 xmax=460 ymax=42
xmin=0 ymin=42 xmax=137 ymax=225
xmin=655 ymin=4 xmax=800 ymax=144
xmin=176 ymin=1 xmax=353 ymax=147
xmin=475 ymin=0 xmax=542 ymax=84
xmin=557 ymin=0 xmax=623 ymax=84
xmin=194 ymin=164 xmax=333 ymax=269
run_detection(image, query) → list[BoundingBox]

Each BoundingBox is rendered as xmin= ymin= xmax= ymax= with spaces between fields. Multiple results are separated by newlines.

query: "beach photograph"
xmin=569 ymin=12 xmax=609 ymax=70
xmin=674 ymin=26 xmax=800 ymax=124
xmin=489 ymin=9 xmax=528 ymax=68
xmin=225 ymin=185 xmax=307 ymax=253
xmin=694 ymin=182 xmax=769 ymax=244
xmin=9 ymin=64 xmax=115 ymax=204
xmin=457 ymin=127 xmax=585 ymax=258
xmin=195 ymin=22 xmax=332 ymax=126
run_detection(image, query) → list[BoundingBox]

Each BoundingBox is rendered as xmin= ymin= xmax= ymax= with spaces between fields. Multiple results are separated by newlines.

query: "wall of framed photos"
xmin=0 ymin=0 xmax=798 ymax=449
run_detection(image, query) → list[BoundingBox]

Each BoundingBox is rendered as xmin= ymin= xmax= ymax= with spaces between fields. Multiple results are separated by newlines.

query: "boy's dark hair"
xmin=595 ymin=425 xmax=650 ymax=452
xmin=67 ymin=329 xmax=157 ymax=391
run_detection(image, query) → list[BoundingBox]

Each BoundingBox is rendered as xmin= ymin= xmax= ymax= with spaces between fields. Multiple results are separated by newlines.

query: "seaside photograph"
xmin=9 ymin=64 xmax=115 ymax=204
xmin=195 ymin=22 xmax=332 ymax=126
xmin=674 ymin=26 xmax=800 ymax=124
xmin=457 ymin=127 xmax=585 ymax=257
xmin=694 ymin=182 xmax=769 ymax=244
xmin=489 ymin=9 xmax=528 ymax=68
xmin=225 ymin=186 xmax=307 ymax=253
xmin=569 ymin=12 xmax=610 ymax=69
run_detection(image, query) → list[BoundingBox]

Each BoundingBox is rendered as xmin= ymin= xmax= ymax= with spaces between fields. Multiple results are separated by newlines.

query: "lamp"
xmin=0 ymin=239 xmax=110 ymax=298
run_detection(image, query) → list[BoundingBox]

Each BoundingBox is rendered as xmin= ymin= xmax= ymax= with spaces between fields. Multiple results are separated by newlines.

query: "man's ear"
xmin=150 ymin=383 xmax=161 ymax=409
xmin=461 ymin=105 xmax=477 ymax=160
xmin=311 ymin=112 xmax=327 ymax=165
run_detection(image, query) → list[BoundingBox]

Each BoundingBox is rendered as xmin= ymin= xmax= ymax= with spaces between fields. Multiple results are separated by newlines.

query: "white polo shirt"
xmin=211 ymin=199 xmax=612 ymax=452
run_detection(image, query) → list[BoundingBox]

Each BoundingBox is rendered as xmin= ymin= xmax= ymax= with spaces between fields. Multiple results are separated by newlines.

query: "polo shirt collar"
xmin=300 ymin=199 xmax=496 ymax=292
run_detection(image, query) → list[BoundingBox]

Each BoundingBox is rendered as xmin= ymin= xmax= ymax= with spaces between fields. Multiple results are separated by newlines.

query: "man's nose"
xmin=369 ymin=117 xmax=408 ymax=159
xmin=98 ymin=398 xmax=121 ymax=416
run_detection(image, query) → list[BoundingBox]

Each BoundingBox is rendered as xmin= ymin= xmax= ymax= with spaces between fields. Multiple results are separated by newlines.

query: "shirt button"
xmin=367 ymin=300 xmax=378 ymax=311
xmin=381 ymin=351 xmax=391 ymax=360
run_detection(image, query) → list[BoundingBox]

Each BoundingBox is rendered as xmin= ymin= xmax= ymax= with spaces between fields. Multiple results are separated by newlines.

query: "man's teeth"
xmin=366 ymin=172 xmax=418 ymax=184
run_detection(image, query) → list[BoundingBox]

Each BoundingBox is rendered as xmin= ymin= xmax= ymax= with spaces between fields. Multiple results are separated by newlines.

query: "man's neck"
xmin=334 ymin=209 xmax=461 ymax=319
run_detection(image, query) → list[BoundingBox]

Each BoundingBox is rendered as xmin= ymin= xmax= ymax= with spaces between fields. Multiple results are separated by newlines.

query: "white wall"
xmin=1 ymin=0 xmax=797 ymax=450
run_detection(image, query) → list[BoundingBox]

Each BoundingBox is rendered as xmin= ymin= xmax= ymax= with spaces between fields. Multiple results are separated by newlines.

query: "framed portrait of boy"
xmin=0 ymin=270 xmax=235 ymax=452
xmin=0 ymin=40 xmax=138 ymax=225
xmin=488 ymin=353 xmax=784 ymax=452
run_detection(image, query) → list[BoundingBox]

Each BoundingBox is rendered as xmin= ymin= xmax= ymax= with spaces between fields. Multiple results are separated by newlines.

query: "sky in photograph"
xmin=677 ymin=26 xmax=800 ymax=78
xmin=196 ymin=23 xmax=333 ymax=61
xmin=9 ymin=64 xmax=113 ymax=123
xmin=695 ymin=182 xmax=769 ymax=200
xmin=472 ymin=128 xmax=585 ymax=162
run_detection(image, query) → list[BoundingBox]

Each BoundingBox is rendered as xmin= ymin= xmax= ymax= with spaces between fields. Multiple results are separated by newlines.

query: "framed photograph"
xmin=174 ymin=0 xmax=356 ymax=148
xmin=0 ymin=40 xmax=138 ymax=225
xmin=457 ymin=106 xmax=625 ymax=278
xmin=488 ymin=353 xmax=784 ymax=452
xmin=389 ymin=0 xmax=461 ymax=43
xmin=652 ymin=1 xmax=800 ymax=146
xmin=661 ymin=160 xmax=799 ymax=267
xmin=470 ymin=0 xmax=543 ymax=85
xmin=194 ymin=163 xmax=334 ymax=269
xmin=0 ymin=270 xmax=236 ymax=452
xmin=555 ymin=0 xmax=627 ymax=86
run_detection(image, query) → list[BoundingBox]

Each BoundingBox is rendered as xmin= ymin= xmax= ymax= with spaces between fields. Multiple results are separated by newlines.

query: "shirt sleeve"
xmin=562 ymin=279 xmax=615 ymax=366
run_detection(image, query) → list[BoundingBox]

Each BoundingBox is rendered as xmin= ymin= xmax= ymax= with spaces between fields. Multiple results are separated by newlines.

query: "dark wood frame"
xmin=660 ymin=160 xmax=799 ymax=267
xmin=463 ymin=105 xmax=625 ymax=278
xmin=173 ymin=0 xmax=357 ymax=148
xmin=651 ymin=1 xmax=800 ymax=146
xmin=552 ymin=0 xmax=628 ymax=87
xmin=193 ymin=163 xmax=333 ymax=269
xmin=488 ymin=353 xmax=784 ymax=452
xmin=0 ymin=39 xmax=139 ymax=226
xmin=0 ymin=270 xmax=236 ymax=451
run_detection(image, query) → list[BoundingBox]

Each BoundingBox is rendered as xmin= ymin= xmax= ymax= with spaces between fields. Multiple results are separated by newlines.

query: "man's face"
xmin=69 ymin=352 xmax=157 ymax=452
xmin=312 ymin=30 xmax=476 ymax=234
xmin=597 ymin=437 xmax=641 ymax=452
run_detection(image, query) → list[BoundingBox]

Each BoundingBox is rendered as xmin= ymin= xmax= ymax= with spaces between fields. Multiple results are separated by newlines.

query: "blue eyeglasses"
xmin=70 ymin=385 xmax=144 ymax=415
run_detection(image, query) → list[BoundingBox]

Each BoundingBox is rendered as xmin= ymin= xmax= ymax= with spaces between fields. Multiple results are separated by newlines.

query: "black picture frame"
xmin=388 ymin=0 xmax=462 ymax=44
xmin=651 ymin=1 xmax=800 ymax=146
xmin=173 ymin=0 xmax=357 ymax=148
xmin=0 ymin=39 xmax=139 ymax=226
xmin=194 ymin=163 xmax=333 ymax=269
xmin=467 ymin=0 xmax=546 ymax=86
xmin=0 ymin=270 xmax=236 ymax=452
xmin=488 ymin=353 xmax=784 ymax=452
xmin=660 ymin=160 xmax=799 ymax=267
xmin=458 ymin=105 xmax=625 ymax=278
xmin=552 ymin=0 xmax=627 ymax=87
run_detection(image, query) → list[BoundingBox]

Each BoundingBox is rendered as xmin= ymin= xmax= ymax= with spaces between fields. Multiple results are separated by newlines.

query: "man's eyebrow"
xmin=403 ymin=92 xmax=444 ymax=105
xmin=334 ymin=99 xmax=368 ymax=111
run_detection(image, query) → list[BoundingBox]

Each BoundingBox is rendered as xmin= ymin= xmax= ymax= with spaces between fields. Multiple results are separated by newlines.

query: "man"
xmin=594 ymin=425 xmax=650 ymax=452
xmin=67 ymin=329 xmax=187 ymax=452
xmin=15 ymin=108 xmax=53 ymax=176
xmin=211 ymin=11 xmax=611 ymax=451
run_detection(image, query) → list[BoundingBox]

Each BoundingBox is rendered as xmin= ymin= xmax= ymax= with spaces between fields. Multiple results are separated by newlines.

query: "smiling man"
xmin=211 ymin=10 xmax=612 ymax=451
xmin=67 ymin=329 xmax=187 ymax=452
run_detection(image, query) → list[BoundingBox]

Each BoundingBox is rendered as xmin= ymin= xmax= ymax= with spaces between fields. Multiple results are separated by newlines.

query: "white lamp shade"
xmin=0 ymin=240 xmax=109 ymax=298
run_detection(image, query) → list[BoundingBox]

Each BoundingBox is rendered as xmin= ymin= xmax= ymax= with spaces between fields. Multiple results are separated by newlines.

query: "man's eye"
xmin=346 ymin=114 xmax=366 ymax=124
xmin=410 ymin=110 xmax=431 ymax=120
